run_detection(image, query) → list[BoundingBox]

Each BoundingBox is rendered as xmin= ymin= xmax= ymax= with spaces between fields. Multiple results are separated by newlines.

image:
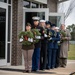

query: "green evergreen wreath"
xmin=19 ymin=31 xmax=34 ymax=45
xmin=31 ymin=29 xmax=41 ymax=43
xmin=48 ymin=31 xmax=53 ymax=38
xmin=60 ymin=30 xmax=67 ymax=42
xmin=60 ymin=31 xmax=66 ymax=37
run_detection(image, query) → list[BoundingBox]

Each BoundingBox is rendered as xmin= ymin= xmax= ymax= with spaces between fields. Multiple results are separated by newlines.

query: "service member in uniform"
xmin=54 ymin=27 xmax=61 ymax=68
xmin=53 ymin=27 xmax=60 ymax=68
xmin=31 ymin=17 xmax=43 ymax=72
xmin=45 ymin=21 xmax=54 ymax=69
xmin=50 ymin=24 xmax=58 ymax=69
xmin=39 ymin=20 xmax=48 ymax=70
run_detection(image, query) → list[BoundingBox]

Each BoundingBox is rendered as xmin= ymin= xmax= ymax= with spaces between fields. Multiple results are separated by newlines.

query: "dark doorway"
xmin=25 ymin=12 xmax=45 ymax=27
xmin=0 ymin=8 xmax=6 ymax=59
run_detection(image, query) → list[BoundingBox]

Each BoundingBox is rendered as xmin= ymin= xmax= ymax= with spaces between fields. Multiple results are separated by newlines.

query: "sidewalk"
xmin=0 ymin=60 xmax=75 ymax=75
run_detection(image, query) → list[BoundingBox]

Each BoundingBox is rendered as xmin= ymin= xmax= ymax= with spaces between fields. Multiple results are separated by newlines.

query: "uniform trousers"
xmin=47 ymin=48 xmax=53 ymax=69
xmin=40 ymin=41 xmax=47 ymax=70
xmin=55 ymin=45 xmax=60 ymax=68
xmin=32 ymin=48 xmax=40 ymax=71
xmin=51 ymin=49 xmax=57 ymax=68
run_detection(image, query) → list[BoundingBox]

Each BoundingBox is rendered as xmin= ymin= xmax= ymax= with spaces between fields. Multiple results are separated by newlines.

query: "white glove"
xmin=49 ymin=37 xmax=52 ymax=40
xmin=19 ymin=38 xmax=23 ymax=42
xmin=35 ymin=36 xmax=41 ymax=39
xmin=44 ymin=34 xmax=47 ymax=37
xmin=30 ymin=38 xmax=33 ymax=42
xmin=58 ymin=41 xmax=60 ymax=43
xmin=28 ymin=38 xmax=33 ymax=42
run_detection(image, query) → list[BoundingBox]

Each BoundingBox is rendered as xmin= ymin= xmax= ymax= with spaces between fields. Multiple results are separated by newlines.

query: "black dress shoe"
xmin=62 ymin=65 xmax=66 ymax=68
xmin=23 ymin=70 xmax=27 ymax=73
xmin=23 ymin=70 xmax=31 ymax=73
xmin=51 ymin=67 xmax=54 ymax=69
xmin=26 ymin=70 xmax=31 ymax=73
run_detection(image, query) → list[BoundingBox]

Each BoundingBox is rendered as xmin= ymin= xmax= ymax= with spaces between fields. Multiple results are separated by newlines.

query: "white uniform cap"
xmin=55 ymin=27 xmax=59 ymax=30
xmin=40 ymin=20 xmax=46 ymax=23
xmin=32 ymin=16 xmax=40 ymax=21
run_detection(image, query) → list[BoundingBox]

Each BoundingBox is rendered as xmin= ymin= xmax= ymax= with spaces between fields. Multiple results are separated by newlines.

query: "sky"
xmin=58 ymin=0 xmax=75 ymax=27
xmin=65 ymin=8 xmax=75 ymax=26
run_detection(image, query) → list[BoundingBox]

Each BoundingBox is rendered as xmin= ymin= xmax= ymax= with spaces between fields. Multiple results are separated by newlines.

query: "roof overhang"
xmin=58 ymin=0 xmax=69 ymax=3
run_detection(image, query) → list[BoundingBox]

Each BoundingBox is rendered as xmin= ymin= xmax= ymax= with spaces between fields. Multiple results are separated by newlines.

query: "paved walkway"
xmin=0 ymin=60 xmax=75 ymax=75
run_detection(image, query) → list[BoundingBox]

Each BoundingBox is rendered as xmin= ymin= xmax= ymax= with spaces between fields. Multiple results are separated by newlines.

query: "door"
xmin=0 ymin=3 xmax=8 ymax=66
xmin=49 ymin=13 xmax=65 ymax=27
xmin=23 ymin=8 xmax=49 ymax=31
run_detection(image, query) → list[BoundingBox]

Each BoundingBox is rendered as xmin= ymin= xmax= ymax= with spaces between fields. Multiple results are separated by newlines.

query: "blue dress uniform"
xmin=32 ymin=25 xmax=43 ymax=71
xmin=51 ymin=31 xmax=60 ymax=68
xmin=46 ymin=29 xmax=54 ymax=69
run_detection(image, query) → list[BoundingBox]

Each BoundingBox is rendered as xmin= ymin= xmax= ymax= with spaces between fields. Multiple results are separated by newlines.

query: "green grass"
xmin=68 ymin=44 xmax=75 ymax=60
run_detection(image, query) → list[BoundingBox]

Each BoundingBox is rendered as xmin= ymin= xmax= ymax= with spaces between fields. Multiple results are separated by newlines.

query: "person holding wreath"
xmin=59 ymin=24 xmax=71 ymax=68
xmin=31 ymin=16 xmax=43 ymax=72
xmin=19 ymin=23 xmax=34 ymax=73
xmin=39 ymin=20 xmax=48 ymax=70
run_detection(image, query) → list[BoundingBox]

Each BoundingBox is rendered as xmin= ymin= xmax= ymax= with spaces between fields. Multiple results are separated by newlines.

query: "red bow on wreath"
xmin=24 ymin=36 xmax=28 ymax=41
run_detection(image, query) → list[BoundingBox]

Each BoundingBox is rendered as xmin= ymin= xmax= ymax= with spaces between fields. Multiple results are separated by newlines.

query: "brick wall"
xmin=47 ymin=0 xmax=57 ymax=12
xmin=11 ymin=0 xmax=23 ymax=65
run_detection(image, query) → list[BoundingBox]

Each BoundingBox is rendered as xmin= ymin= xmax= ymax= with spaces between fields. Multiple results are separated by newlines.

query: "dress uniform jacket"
xmin=48 ymin=29 xmax=54 ymax=49
xmin=32 ymin=25 xmax=43 ymax=48
xmin=53 ymin=32 xmax=60 ymax=49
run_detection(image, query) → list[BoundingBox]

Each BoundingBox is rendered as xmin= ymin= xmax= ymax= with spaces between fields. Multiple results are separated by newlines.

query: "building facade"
xmin=0 ymin=0 xmax=65 ymax=66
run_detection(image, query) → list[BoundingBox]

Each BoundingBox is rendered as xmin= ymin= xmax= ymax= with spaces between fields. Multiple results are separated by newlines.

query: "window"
xmin=43 ymin=4 xmax=47 ymax=8
xmin=0 ymin=0 xmax=7 ymax=3
xmin=40 ymin=4 xmax=47 ymax=8
xmin=40 ymin=4 xmax=43 ymax=8
xmin=49 ymin=16 xmax=61 ymax=27
xmin=7 ymin=43 xmax=10 ymax=63
xmin=31 ymin=2 xmax=38 ymax=8
xmin=8 ymin=0 xmax=11 ymax=4
xmin=23 ymin=0 xmax=30 ymax=8
xmin=8 ymin=6 xmax=11 ymax=41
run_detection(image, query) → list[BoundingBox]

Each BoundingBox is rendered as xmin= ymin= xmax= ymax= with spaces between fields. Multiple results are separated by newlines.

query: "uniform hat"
xmin=32 ymin=16 xmax=40 ymax=21
xmin=51 ymin=24 xmax=56 ymax=27
xmin=40 ymin=20 xmax=46 ymax=22
xmin=45 ymin=21 xmax=51 ymax=25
